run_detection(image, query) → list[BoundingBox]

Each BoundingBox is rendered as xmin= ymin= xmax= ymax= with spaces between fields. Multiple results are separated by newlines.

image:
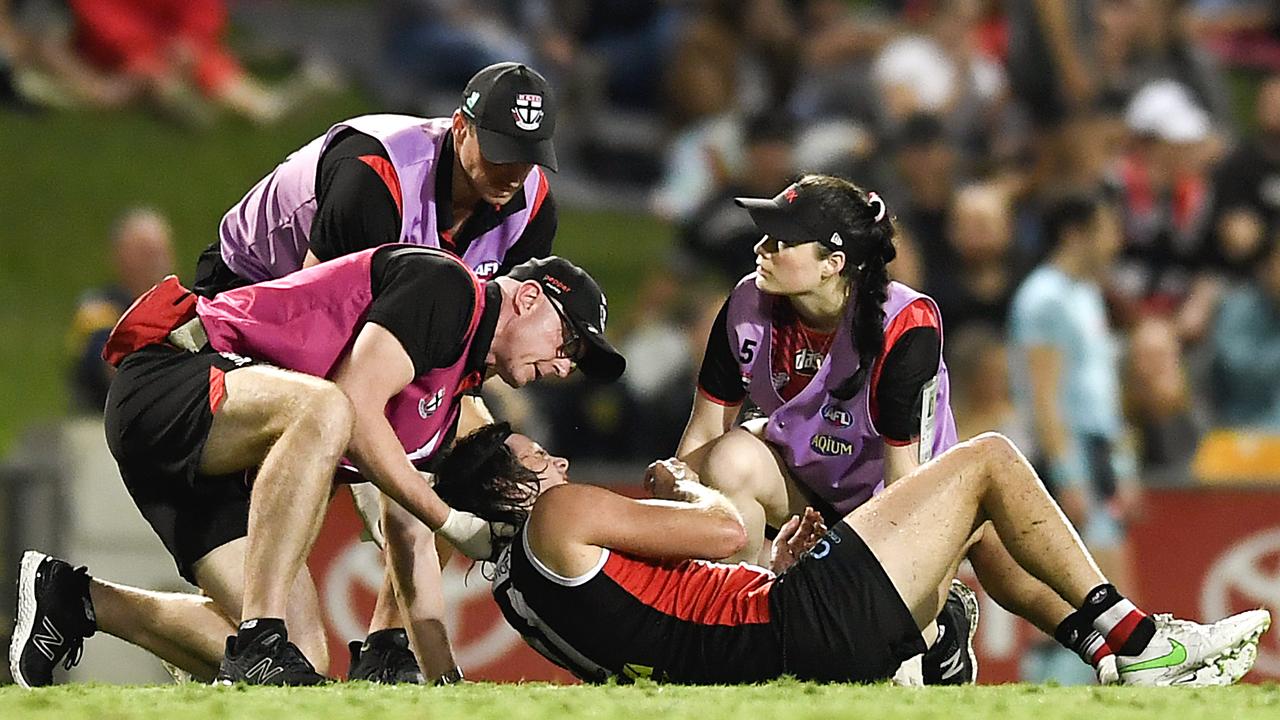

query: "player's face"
xmin=493 ymin=294 xmax=576 ymax=387
xmin=506 ymin=433 xmax=570 ymax=490
xmin=752 ymin=235 xmax=828 ymax=295
xmin=457 ymin=123 xmax=535 ymax=206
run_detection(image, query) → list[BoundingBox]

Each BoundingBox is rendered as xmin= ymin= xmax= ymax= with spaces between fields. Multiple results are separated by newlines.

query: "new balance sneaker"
xmin=9 ymin=551 xmax=97 ymax=689
xmin=922 ymin=580 xmax=980 ymax=685
xmin=1116 ymin=610 xmax=1271 ymax=686
xmin=347 ymin=629 xmax=425 ymax=684
xmin=214 ymin=629 xmax=327 ymax=686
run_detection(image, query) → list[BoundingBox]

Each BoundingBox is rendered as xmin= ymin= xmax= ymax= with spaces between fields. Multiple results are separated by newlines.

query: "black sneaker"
xmin=214 ymin=627 xmax=327 ymax=686
xmin=347 ymin=629 xmax=425 ymax=684
xmin=922 ymin=580 xmax=980 ymax=685
xmin=9 ymin=551 xmax=97 ymax=688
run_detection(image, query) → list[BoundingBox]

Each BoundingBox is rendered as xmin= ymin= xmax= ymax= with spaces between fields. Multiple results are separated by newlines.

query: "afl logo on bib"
xmin=810 ymin=434 xmax=853 ymax=456
xmin=418 ymin=388 xmax=445 ymax=418
xmin=821 ymin=404 xmax=853 ymax=428
xmin=473 ymin=260 xmax=500 ymax=279
xmin=512 ymin=94 xmax=544 ymax=131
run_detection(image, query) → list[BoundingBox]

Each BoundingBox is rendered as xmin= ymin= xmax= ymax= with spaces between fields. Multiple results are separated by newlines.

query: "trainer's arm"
xmin=330 ymin=322 xmax=452 ymax=530
xmin=676 ymin=392 xmax=741 ymax=460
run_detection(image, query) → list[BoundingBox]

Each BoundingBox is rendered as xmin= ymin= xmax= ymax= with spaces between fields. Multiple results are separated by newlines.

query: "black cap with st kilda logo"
xmin=460 ymin=62 xmax=558 ymax=171
xmin=734 ymin=183 xmax=849 ymax=251
xmin=507 ymin=256 xmax=625 ymax=381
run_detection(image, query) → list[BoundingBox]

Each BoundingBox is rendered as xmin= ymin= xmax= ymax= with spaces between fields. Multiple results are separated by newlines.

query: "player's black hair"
xmin=432 ymin=422 xmax=541 ymax=537
xmin=1041 ymin=192 xmax=1104 ymax=256
xmin=800 ymin=174 xmax=897 ymax=401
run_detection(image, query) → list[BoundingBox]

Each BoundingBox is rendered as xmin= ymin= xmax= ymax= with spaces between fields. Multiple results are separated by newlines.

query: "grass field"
xmin=2 ymin=682 xmax=1280 ymax=720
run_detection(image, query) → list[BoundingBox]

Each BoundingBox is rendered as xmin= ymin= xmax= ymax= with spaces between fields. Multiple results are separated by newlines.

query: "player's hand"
xmin=643 ymin=458 xmax=699 ymax=500
xmin=770 ymin=507 xmax=826 ymax=574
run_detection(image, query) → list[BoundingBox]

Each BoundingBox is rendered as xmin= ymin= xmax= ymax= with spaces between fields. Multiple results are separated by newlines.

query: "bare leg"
xmin=692 ymin=427 xmax=792 ymax=563
xmin=89 ymin=580 xmax=234 ymax=681
xmin=381 ymin=498 xmax=457 ymax=680
xmin=367 ymin=567 xmax=402 ymax=633
xmin=968 ymin=532 xmax=1076 ymax=636
xmin=192 ymin=538 xmax=332 ymax=673
xmin=847 ymin=433 xmax=1105 ymax=628
xmin=198 ymin=366 xmax=352 ymax=624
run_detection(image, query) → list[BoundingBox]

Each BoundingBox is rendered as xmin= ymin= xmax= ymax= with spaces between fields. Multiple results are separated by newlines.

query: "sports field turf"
xmin=2 ymin=682 xmax=1279 ymax=720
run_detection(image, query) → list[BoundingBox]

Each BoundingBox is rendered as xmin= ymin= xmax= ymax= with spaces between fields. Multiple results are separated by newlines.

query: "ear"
xmin=512 ymin=280 xmax=544 ymax=316
xmin=451 ymin=111 xmax=468 ymax=139
xmin=823 ymin=250 xmax=847 ymax=278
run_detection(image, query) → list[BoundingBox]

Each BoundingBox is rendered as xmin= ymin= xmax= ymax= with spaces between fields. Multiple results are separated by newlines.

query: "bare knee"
xmin=701 ymin=431 xmax=773 ymax=498
xmin=288 ymin=382 xmax=354 ymax=455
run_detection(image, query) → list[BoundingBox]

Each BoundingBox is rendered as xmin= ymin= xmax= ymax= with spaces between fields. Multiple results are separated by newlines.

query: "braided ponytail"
xmin=832 ymin=233 xmax=894 ymax=400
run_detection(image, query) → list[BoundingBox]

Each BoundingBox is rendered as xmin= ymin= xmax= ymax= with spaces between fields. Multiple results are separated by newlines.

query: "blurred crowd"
xmin=45 ymin=0 xmax=1280 ymax=463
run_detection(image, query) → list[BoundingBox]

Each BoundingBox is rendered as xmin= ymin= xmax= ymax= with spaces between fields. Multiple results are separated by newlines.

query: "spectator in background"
xmin=931 ymin=183 xmax=1025 ymax=332
xmin=1008 ymin=194 xmax=1141 ymax=683
xmin=679 ymin=112 xmax=797 ymax=283
xmin=67 ymin=0 xmax=294 ymax=124
xmin=1125 ymin=315 xmax=1205 ymax=482
xmin=870 ymin=0 xmax=1011 ymax=161
xmin=1110 ymin=79 xmax=1220 ymax=341
xmin=67 ymin=207 xmax=174 ymax=412
xmin=1210 ymin=74 xmax=1280 ymax=279
xmin=947 ymin=323 xmax=1025 ymax=445
xmin=1210 ymin=239 xmax=1280 ymax=429
xmin=881 ymin=112 xmax=961 ymax=292
xmin=0 ymin=0 xmax=134 ymax=109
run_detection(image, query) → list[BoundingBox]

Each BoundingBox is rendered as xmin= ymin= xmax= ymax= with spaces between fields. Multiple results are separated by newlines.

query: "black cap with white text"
xmin=507 ymin=256 xmax=625 ymax=381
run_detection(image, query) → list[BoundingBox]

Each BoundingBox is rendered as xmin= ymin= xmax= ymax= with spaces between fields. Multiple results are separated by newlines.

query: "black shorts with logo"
xmin=769 ymin=521 xmax=926 ymax=682
xmin=104 ymin=344 xmax=259 ymax=582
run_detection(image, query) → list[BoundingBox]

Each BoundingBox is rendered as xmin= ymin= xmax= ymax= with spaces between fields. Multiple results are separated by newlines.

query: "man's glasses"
xmin=549 ymin=299 xmax=586 ymax=362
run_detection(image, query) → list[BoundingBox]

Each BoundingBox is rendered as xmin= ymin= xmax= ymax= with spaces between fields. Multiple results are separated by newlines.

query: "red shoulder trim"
xmin=697 ymin=385 xmax=742 ymax=407
xmin=358 ymin=155 xmax=404 ymax=218
xmin=869 ymin=298 xmax=940 ymax=423
xmin=529 ymin=169 xmax=550 ymax=218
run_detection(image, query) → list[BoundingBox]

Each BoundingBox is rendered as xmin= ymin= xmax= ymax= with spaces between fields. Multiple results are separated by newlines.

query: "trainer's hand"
xmin=770 ymin=507 xmax=827 ymax=574
xmin=643 ymin=458 xmax=698 ymax=500
xmin=437 ymin=509 xmax=494 ymax=561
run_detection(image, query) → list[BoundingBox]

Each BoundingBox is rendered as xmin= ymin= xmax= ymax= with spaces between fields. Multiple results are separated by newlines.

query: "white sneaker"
xmin=1116 ymin=610 xmax=1271 ymax=686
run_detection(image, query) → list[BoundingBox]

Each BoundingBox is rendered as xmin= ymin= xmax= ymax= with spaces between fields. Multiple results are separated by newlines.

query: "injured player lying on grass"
xmin=10 ymin=425 xmax=1271 ymax=687
xmin=431 ymin=424 xmax=1270 ymax=686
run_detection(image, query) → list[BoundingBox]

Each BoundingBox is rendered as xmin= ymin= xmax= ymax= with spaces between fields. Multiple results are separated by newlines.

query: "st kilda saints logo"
xmin=810 ymin=434 xmax=853 ymax=456
xmin=418 ymin=388 xmax=445 ymax=419
xmin=512 ymin=93 xmax=544 ymax=131
xmin=794 ymin=348 xmax=824 ymax=375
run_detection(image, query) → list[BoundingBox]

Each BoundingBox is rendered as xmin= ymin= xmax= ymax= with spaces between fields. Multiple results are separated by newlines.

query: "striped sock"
xmin=1054 ymin=613 xmax=1115 ymax=667
xmin=1078 ymin=584 xmax=1156 ymax=656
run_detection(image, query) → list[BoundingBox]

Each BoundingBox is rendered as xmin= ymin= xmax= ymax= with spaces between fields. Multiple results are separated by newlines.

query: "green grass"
xmin=0 ymin=95 xmax=670 ymax=455
xmin=2 ymin=682 xmax=1280 ymax=720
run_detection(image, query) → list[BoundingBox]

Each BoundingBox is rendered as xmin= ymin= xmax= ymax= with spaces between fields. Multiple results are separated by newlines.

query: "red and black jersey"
xmin=492 ymin=526 xmax=782 ymax=683
xmin=491 ymin=521 xmax=924 ymax=684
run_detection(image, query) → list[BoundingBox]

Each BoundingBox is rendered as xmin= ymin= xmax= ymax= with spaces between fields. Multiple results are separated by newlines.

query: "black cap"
xmin=734 ymin=183 xmax=852 ymax=252
xmin=460 ymin=62 xmax=558 ymax=171
xmin=507 ymin=256 xmax=625 ymax=381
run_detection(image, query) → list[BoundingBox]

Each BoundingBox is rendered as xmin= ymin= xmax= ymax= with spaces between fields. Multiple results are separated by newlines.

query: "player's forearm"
xmin=381 ymin=502 xmax=458 ymax=679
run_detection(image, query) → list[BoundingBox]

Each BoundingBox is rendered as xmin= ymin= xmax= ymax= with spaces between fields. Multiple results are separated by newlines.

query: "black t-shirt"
xmin=310 ymin=128 xmax=556 ymax=272
xmin=365 ymin=246 xmax=499 ymax=378
xmin=697 ymin=298 xmax=942 ymax=443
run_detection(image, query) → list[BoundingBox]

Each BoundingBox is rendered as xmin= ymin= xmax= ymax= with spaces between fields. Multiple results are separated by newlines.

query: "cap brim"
xmin=561 ymin=315 xmax=625 ymax=381
xmin=476 ymin=127 xmax=558 ymax=171
xmin=733 ymin=196 xmax=811 ymax=244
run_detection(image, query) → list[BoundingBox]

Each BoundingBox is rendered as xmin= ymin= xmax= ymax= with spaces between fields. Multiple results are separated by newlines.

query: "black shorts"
xmin=104 ymin=344 xmax=259 ymax=582
xmin=769 ymin=522 xmax=925 ymax=682
xmin=192 ymin=241 xmax=252 ymax=298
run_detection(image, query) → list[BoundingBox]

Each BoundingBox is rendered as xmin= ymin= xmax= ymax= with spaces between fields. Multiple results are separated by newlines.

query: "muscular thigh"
xmin=200 ymin=365 xmax=341 ymax=475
